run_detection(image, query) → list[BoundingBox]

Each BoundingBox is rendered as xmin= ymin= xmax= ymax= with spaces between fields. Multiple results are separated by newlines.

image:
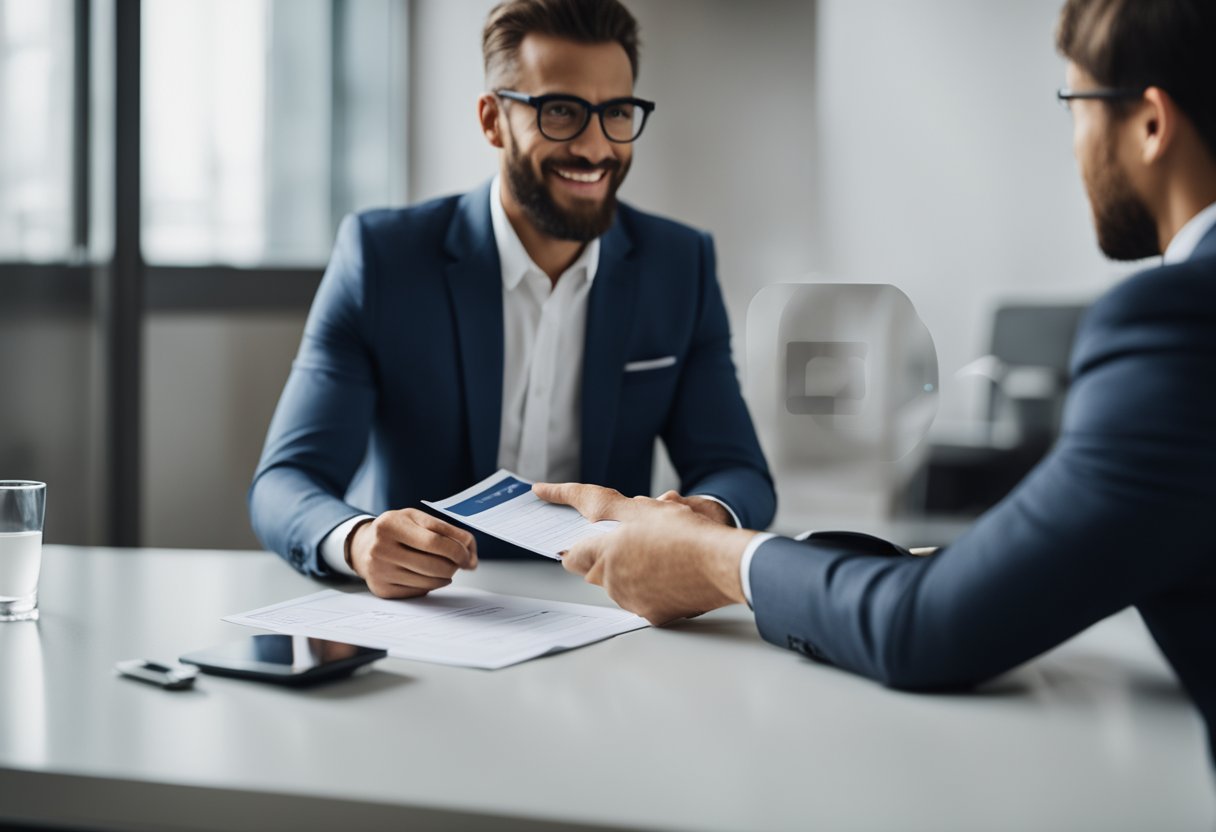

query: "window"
xmin=141 ymin=0 xmax=409 ymax=266
xmin=0 ymin=0 xmax=74 ymax=262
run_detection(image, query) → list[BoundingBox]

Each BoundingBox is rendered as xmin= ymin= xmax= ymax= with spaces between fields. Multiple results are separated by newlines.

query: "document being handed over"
xmin=225 ymin=471 xmax=643 ymax=669
xmin=423 ymin=469 xmax=618 ymax=559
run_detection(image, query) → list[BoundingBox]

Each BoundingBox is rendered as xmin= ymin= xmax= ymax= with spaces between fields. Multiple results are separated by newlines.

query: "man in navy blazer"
xmin=249 ymin=0 xmax=774 ymax=596
xmin=539 ymin=0 xmax=1216 ymax=756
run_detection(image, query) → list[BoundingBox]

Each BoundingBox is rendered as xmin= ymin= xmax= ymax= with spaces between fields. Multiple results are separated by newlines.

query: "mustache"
xmin=542 ymin=157 xmax=622 ymax=175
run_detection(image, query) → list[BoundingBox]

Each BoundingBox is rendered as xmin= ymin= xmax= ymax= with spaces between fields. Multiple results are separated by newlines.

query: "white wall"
xmin=812 ymin=0 xmax=1143 ymax=424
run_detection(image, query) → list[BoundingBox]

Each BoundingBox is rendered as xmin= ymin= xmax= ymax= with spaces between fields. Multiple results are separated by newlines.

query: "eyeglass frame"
xmin=495 ymin=89 xmax=656 ymax=143
xmin=1056 ymin=86 xmax=1147 ymax=108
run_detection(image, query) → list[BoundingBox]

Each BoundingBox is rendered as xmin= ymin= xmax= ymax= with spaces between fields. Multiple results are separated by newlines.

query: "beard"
xmin=504 ymin=129 xmax=630 ymax=242
xmin=1085 ymin=140 xmax=1160 ymax=261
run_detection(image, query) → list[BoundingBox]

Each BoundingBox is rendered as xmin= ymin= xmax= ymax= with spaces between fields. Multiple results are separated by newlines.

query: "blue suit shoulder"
xmin=347 ymin=193 xmax=464 ymax=259
xmin=1072 ymin=252 xmax=1216 ymax=377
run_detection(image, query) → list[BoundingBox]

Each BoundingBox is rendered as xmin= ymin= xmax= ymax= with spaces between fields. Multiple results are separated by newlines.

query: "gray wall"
xmin=0 ymin=314 xmax=99 ymax=545
xmin=142 ymin=314 xmax=303 ymax=549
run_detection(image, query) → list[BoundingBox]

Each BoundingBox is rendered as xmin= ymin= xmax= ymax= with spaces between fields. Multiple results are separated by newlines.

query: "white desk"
xmin=1 ymin=545 xmax=1212 ymax=831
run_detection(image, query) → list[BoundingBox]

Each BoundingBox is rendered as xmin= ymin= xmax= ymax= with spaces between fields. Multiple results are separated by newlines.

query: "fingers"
xmin=533 ymin=482 xmax=630 ymax=522
xmin=378 ymin=508 xmax=478 ymax=569
xmin=364 ymin=561 xmax=453 ymax=599
xmin=354 ymin=508 xmax=479 ymax=599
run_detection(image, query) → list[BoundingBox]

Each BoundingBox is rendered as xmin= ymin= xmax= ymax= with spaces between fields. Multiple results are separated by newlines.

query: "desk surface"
xmin=1 ymin=545 xmax=1212 ymax=832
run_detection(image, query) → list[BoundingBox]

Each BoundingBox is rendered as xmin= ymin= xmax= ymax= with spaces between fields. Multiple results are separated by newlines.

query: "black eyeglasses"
xmin=495 ymin=90 xmax=656 ymax=143
xmin=1056 ymin=86 xmax=1146 ymax=109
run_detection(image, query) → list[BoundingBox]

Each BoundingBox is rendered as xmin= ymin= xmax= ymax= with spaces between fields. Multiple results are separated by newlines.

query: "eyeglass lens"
xmin=538 ymin=99 xmax=644 ymax=142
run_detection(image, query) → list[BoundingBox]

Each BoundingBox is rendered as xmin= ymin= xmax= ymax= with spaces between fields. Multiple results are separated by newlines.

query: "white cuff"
xmin=693 ymin=494 xmax=741 ymax=528
xmin=320 ymin=514 xmax=374 ymax=578
xmin=739 ymin=532 xmax=777 ymax=607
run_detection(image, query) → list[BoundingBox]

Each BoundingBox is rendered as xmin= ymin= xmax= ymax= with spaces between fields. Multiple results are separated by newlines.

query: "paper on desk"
xmin=225 ymin=587 xmax=648 ymax=669
xmin=423 ymin=469 xmax=619 ymax=559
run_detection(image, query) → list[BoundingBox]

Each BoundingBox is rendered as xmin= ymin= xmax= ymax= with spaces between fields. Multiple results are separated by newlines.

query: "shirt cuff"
xmin=739 ymin=532 xmax=777 ymax=607
xmin=320 ymin=514 xmax=374 ymax=578
xmin=693 ymin=494 xmax=741 ymax=528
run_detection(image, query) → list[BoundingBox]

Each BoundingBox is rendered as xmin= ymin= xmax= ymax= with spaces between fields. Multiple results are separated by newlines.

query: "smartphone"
xmin=180 ymin=634 xmax=386 ymax=686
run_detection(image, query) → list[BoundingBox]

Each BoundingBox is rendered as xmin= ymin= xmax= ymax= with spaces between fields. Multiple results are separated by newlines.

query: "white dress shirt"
xmin=1163 ymin=201 xmax=1216 ymax=265
xmin=491 ymin=176 xmax=599 ymax=483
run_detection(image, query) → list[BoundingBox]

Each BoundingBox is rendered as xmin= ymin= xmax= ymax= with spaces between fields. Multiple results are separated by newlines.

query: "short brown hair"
xmin=1057 ymin=0 xmax=1216 ymax=161
xmin=482 ymin=0 xmax=641 ymax=88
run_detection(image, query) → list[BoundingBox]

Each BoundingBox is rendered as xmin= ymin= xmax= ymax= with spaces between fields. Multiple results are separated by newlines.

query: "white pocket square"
xmin=624 ymin=356 xmax=677 ymax=373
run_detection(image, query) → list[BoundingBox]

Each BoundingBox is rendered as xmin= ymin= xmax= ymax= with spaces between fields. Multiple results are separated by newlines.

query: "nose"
xmin=566 ymin=116 xmax=617 ymax=165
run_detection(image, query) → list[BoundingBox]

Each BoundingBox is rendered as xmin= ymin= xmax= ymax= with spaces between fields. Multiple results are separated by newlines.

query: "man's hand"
xmin=348 ymin=509 xmax=478 ymax=599
xmin=655 ymin=491 xmax=733 ymax=525
xmin=532 ymin=483 xmax=755 ymax=625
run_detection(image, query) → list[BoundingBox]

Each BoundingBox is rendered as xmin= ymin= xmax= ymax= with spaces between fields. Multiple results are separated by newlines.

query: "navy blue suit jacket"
xmin=250 ymin=182 xmax=774 ymax=575
xmin=750 ymin=226 xmax=1216 ymax=755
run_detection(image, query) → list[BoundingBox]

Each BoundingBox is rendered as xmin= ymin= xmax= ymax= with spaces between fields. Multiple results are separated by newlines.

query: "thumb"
xmin=560 ymin=539 xmax=603 ymax=579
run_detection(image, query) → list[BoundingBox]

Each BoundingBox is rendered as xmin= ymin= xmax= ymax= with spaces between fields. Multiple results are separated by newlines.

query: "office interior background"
xmin=1 ymin=0 xmax=1144 ymax=551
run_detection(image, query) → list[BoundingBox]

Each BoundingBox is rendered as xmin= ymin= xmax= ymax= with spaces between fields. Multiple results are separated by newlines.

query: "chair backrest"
xmin=986 ymin=303 xmax=1087 ymax=434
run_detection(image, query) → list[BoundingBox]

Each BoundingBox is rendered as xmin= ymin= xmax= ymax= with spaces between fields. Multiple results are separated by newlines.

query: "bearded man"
xmin=250 ymin=0 xmax=775 ymax=595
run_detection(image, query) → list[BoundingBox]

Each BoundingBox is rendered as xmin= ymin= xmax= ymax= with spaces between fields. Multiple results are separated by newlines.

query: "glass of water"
xmin=0 ymin=481 xmax=46 ymax=622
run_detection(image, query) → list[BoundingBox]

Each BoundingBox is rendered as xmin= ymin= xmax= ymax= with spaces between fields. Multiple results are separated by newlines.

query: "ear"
xmin=478 ymin=93 xmax=505 ymax=149
xmin=1139 ymin=86 xmax=1178 ymax=165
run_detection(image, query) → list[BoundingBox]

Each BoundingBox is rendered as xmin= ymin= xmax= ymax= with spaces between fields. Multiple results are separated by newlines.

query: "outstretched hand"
xmin=533 ymin=482 xmax=756 ymax=625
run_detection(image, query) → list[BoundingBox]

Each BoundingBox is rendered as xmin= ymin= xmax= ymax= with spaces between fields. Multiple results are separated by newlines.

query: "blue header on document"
xmin=424 ymin=469 xmax=615 ymax=559
xmin=444 ymin=476 xmax=531 ymax=517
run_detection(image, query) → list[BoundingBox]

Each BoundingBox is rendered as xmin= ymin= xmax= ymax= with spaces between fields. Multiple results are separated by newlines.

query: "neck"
xmin=499 ymin=181 xmax=585 ymax=285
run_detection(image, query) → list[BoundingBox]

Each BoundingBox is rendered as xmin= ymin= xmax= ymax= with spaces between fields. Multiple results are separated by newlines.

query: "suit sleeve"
xmin=248 ymin=215 xmax=378 ymax=576
xmin=749 ymin=294 xmax=1216 ymax=688
xmin=662 ymin=232 xmax=776 ymax=530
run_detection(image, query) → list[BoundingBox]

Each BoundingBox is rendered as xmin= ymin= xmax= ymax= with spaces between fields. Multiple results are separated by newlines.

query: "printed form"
xmin=226 ymin=587 xmax=648 ymax=669
xmin=423 ymin=469 xmax=618 ymax=559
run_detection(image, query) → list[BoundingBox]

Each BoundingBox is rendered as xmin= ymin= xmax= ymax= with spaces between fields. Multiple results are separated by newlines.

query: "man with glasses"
xmin=249 ymin=0 xmax=774 ymax=598
xmin=539 ymin=0 xmax=1216 ymax=760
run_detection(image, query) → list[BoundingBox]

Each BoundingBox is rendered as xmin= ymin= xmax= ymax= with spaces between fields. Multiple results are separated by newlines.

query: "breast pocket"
xmin=619 ymin=356 xmax=680 ymax=441
xmin=623 ymin=355 xmax=678 ymax=381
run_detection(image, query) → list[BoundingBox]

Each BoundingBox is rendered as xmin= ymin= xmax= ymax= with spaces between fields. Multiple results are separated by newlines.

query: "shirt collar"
xmin=1163 ymin=201 xmax=1216 ymax=265
xmin=490 ymin=175 xmax=600 ymax=291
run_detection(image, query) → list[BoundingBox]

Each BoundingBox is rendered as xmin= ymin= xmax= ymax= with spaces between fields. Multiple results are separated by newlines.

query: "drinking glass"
xmin=0 ymin=481 xmax=46 ymax=622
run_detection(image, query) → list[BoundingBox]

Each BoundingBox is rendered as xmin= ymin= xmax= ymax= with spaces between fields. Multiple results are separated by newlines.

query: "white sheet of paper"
xmin=422 ymin=469 xmax=618 ymax=559
xmin=224 ymin=587 xmax=648 ymax=669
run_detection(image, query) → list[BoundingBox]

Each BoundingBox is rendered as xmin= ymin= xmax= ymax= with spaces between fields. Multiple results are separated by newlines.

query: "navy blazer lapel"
xmin=444 ymin=183 xmax=504 ymax=481
xmin=581 ymin=212 xmax=639 ymax=485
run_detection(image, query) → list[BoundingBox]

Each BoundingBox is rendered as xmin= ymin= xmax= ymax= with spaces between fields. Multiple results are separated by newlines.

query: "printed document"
xmin=423 ymin=469 xmax=618 ymax=559
xmin=225 ymin=587 xmax=648 ymax=669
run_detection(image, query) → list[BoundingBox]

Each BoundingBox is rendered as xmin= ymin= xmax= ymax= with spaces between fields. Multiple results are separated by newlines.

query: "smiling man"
xmin=249 ymin=0 xmax=774 ymax=597
xmin=538 ymin=0 xmax=1216 ymax=759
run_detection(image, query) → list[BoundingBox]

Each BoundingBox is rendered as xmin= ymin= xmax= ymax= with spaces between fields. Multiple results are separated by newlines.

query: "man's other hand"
xmin=533 ymin=482 xmax=754 ymax=625
xmin=348 ymin=509 xmax=478 ymax=599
